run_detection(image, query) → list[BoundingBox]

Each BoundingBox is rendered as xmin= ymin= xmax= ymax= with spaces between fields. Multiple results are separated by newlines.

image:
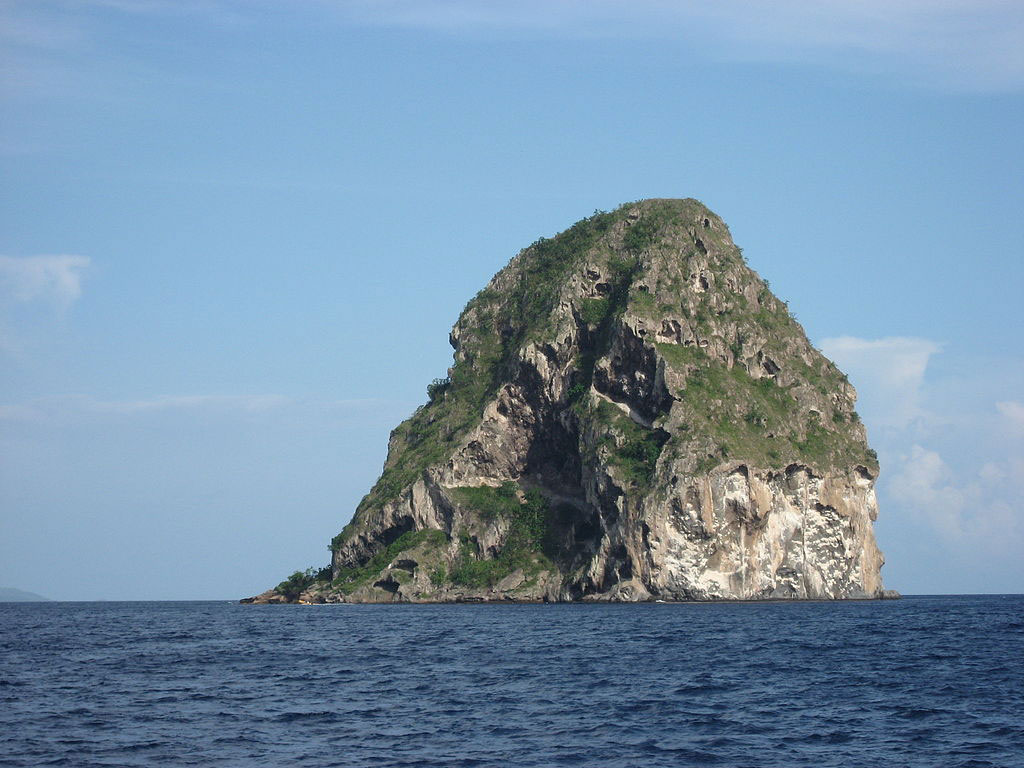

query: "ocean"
xmin=1 ymin=595 xmax=1021 ymax=767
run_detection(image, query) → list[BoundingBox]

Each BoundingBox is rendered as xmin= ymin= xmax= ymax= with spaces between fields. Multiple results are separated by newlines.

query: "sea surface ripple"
xmin=1 ymin=595 xmax=1022 ymax=767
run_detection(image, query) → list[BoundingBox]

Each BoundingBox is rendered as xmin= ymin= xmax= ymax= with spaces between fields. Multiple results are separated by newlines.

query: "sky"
xmin=1 ymin=0 xmax=1021 ymax=600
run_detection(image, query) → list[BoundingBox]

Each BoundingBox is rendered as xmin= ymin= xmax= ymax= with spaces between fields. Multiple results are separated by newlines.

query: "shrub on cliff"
xmin=276 ymin=566 xmax=330 ymax=600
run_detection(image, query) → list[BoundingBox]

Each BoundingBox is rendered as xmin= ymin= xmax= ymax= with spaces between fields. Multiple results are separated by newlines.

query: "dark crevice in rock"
xmin=601 ymin=544 xmax=633 ymax=588
xmin=373 ymin=577 xmax=401 ymax=594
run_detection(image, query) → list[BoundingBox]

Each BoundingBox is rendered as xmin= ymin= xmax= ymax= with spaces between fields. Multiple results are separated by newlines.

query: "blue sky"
xmin=1 ymin=0 xmax=1021 ymax=599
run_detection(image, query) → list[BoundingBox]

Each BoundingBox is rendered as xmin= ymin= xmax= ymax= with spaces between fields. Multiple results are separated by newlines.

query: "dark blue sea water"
xmin=1 ymin=596 xmax=1022 ymax=767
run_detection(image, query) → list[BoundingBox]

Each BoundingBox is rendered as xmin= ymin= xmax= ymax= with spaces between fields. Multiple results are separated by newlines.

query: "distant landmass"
xmin=0 ymin=587 xmax=51 ymax=602
xmin=246 ymin=198 xmax=891 ymax=604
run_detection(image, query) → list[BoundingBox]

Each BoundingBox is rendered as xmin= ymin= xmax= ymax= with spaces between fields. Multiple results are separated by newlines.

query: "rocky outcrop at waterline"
xmin=245 ymin=198 xmax=891 ymax=604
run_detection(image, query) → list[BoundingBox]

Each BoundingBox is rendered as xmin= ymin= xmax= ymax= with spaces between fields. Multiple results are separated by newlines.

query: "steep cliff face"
xmin=250 ymin=198 xmax=888 ymax=603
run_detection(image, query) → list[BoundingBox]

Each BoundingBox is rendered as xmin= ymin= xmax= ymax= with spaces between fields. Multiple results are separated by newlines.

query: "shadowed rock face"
xmin=250 ymin=198 xmax=887 ymax=604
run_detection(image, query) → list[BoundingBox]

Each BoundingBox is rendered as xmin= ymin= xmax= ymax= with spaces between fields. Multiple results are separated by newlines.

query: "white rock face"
xmin=636 ymin=465 xmax=883 ymax=599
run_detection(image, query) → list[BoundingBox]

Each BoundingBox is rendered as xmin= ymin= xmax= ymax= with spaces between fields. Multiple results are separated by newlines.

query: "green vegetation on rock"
xmin=579 ymin=297 xmax=610 ymax=326
xmin=593 ymin=400 xmax=669 ymax=487
xmin=656 ymin=342 xmax=875 ymax=472
xmin=445 ymin=483 xmax=555 ymax=588
xmin=654 ymin=342 xmax=707 ymax=370
xmin=331 ymin=529 xmax=447 ymax=595
xmin=276 ymin=566 xmax=331 ymax=600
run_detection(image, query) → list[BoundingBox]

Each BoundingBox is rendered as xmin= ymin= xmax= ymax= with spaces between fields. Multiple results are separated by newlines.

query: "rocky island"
xmin=245 ymin=198 xmax=891 ymax=604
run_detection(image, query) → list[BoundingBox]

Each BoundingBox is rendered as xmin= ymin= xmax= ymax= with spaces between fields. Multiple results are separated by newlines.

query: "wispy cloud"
xmin=0 ymin=393 xmax=399 ymax=423
xmin=996 ymin=400 xmax=1024 ymax=434
xmin=330 ymin=0 xmax=1024 ymax=91
xmin=0 ymin=255 xmax=90 ymax=307
xmin=5 ymin=0 xmax=1022 ymax=93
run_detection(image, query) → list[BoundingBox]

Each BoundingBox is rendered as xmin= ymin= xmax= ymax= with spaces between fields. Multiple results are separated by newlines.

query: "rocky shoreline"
xmin=241 ymin=589 xmax=902 ymax=605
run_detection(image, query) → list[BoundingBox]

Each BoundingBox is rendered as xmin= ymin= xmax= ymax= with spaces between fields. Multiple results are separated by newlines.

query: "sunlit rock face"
xmin=250 ymin=199 xmax=887 ymax=604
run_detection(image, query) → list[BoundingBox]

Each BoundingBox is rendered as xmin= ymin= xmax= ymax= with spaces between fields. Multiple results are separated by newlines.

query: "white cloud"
xmin=888 ymin=444 xmax=1023 ymax=548
xmin=0 ymin=255 xmax=90 ymax=307
xmin=329 ymin=0 xmax=1024 ymax=91
xmin=996 ymin=400 xmax=1024 ymax=434
xmin=819 ymin=336 xmax=941 ymax=430
xmin=0 ymin=255 xmax=91 ymax=351
xmin=888 ymin=444 xmax=972 ymax=539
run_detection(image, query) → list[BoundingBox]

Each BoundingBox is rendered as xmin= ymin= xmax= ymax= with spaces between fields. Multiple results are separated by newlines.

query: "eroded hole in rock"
xmin=726 ymin=497 xmax=749 ymax=519
xmin=566 ymin=581 xmax=587 ymax=600
xmin=699 ymin=274 xmax=709 ymax=291
xmin=785 ymin=464 xmax=806 ymax=488
xmin=593 ymin=327 xmax=675 ymax=421
xmin=658 ymin=319 xmax=681 ymax=340
xmin=618 ymin=555 xmax=633 ymax=580
xmin=602 ymin=544 xmax=633 ymax=586
xmin=702 ymin=217 xmax=710 ymax=228
xmin=373 ymin=577 xmax=401 ymax=594
xmin=524 ymin=407 xmax=583 ymax=492
xmin=379 ymin=519 xmax=414 ymax=549
xmin=540 ymin=500 xmax=602 ymax=571
xmin=762 ymin=356 xmax=780 ymax=376
xmin=854 ymin=465 xmax=875 ymax=481
xmin=573 ymin=507 xmax=602 ymax=545
xmin=695 ymin=237 xmax=708 ymax=255
xmin=392 ymin=559 xmax=417 ymax=573
xmin=595 ymin=282 xmax=612 ymax=296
